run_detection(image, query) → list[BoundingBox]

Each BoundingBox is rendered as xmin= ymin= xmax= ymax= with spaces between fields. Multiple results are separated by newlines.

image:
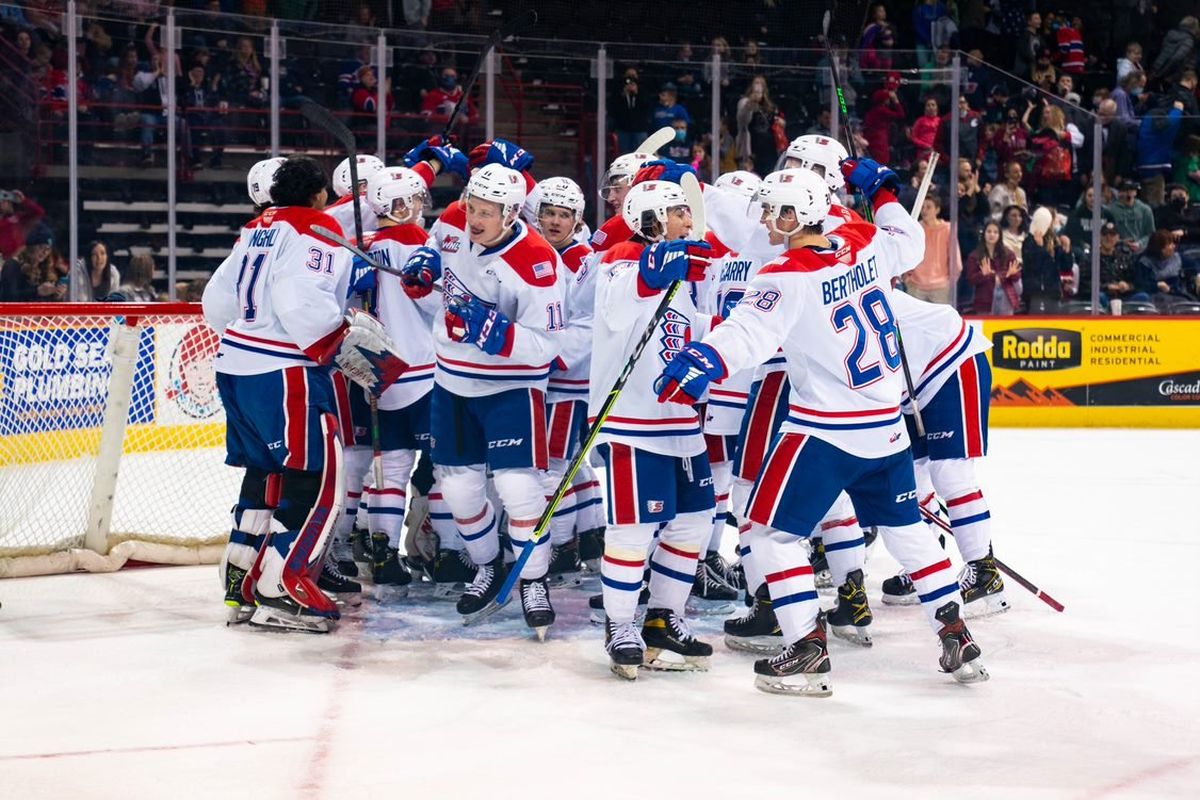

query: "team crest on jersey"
xmin=441 ymin=235 xmax=461 ymax=253
xmin=658 ymin=309 xmax=691 ymax=365
xmin=166 ymin=324 xmax=222 ymax=419
xmin=646 ymin=500 xmax=664 ymax=513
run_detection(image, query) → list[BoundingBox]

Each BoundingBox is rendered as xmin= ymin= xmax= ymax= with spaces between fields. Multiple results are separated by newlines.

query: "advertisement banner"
xmin=980 ymin=317 xmax=1200 ymax=427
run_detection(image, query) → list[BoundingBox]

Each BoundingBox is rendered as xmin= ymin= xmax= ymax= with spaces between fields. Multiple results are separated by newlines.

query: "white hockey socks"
xmin=749 ymin=525 xmax=820 ymax=643
xmin=438 ymin=465 xmax=500 ymax=566
xmin=601 ymin=523 xmax=654 ymax=624
xmin=738 ymin=521 xmax=766 ymax=592
xmin=496 ymin=467 xmax=551 ymax=580
xmin=339 ymin=446 xmax=373 ymax=538
xmin=879 ymin=522 xmax=959 ymax=633
xmin=544 ymin=458 xmax=577 ymax=547
xmin=817 ymin=492 xmax=864 ymax=587
xmin=930 ymin=458 xmax=993 ymax=563
xmin=365 ymin=449 xmax=416 ymax=549
xmin=647 ymin=510 xmax=707 ymax=615
xmin=573 ymin=461 xmax=606 ymax=533
xmin=707 ymin=460 xmax=733 ymax=554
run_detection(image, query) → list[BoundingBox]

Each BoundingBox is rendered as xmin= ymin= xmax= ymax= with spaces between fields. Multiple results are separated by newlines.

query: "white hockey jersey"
xmin=889 ymin=291 xmax=991 ymax=410
xmin=590 ymin=240 xmax=716 ymax=458
xmin=324 ymin=193 xmax=378 ymax=241
xmin=203 ymin=206 xmax=351 ymax=376
xmin=547 ymin=238 xmax=596 ymax=405
xmin=700 ymin=200 xmax=925 ymax=459
xmin=704 ymin=249 xmax=763 ymax=434
xmin=362 ymin=224 xmax=442 ymax=410
xmin=429 ymin=205 xmax=564 ymax=398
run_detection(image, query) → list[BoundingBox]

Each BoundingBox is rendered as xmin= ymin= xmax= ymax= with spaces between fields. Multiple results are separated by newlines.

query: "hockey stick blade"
xmin=312 ymin=224 xmax=443 ymax=292
xmin=680 ymin=172 xmax=706 ymax=238
xmin=461 ymin=596 xmax=510 ymax=627
xmin=636 ymin=126 xmax=676 ymax=155
xmin=917 ymin=505 xmax=1065 ymax=612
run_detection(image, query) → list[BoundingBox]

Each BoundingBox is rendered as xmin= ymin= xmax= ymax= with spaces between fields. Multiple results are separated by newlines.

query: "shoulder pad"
xmin=503 ymin=236 xmax=559 ymax=287
xmin=371 ymin=224 xmax=429 ymax=247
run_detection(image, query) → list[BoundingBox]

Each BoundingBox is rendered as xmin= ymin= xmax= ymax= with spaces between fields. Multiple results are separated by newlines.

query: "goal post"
xmin=0 ymin=303 xmax=239 ymax=578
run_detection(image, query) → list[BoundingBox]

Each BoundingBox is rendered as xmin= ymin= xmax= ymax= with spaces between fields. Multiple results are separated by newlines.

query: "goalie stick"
xmin=820 ymin=2 xmax=926 ymax=438
xmin=636 ymin=126 xmax=676 ymax=155
xmin=464 ymin=173 xmax=708 ymax=627
xmin=441 ymin=10 xmax=538 ymax=140
xmin=918 ymin=505 xmax=1066 ymax=612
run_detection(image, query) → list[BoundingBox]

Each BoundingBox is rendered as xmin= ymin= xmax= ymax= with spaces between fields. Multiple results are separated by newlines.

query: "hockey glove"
xmin=445 ymin=297 xmax=514 ymax=357
xmin=347 ymin=254 xmax=377 ymax=297
xmin=401 ymin=245 xmax=441 ymax=299
xmin=839 ymin=157 xmax=901 ymax=201
xmin=631 ymin=159 xmax=697 ymax=186
xmin=309 ymin=309 xmax=408 ymax=396
xmin=468 ymin=138 xmax=534 ymax=172
xmin=655 ymin=342 xmax=727 ymax=405
xmin=637 ymin=239 xmax=712 ymax=292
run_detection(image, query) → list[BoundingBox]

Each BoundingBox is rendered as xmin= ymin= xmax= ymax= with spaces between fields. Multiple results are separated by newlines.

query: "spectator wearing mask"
xmin=0 ymin=227 xmax=62 ymax=301
xmin=904 ymin=193 xmax=960 ymax=305
xmin=1096 ymin=221 xmax=1142 ymax=305
xmin=966 ymin=220 xmax=1021 ymax=314
xmin=1111 ymin=71 xmax=1146 ymax=131
xmin=1106 ymin=182 xmax=1156 ymax=252
xmin=421 ymin=67 xmax=477 ymax=129
xmin=663 ymin=117 xmax=692 ymax=164
xmin=989 ymin=161 xmax=1028 ymax=221
xmin=910 ymin=97 xmax=941 ymax=163
xmin=1134 ymin=229 xmax=1196 ymax=299
xmin=0 ymin=189 xmax=45 ymax=261
xmin=108 ymin=253 xmax=158 ymax=302
xmin=1151 ymin=16 xmax=1199 ymax=85
xmin=1136 ymin=103 xmax=1185 ymax=206
xmin=612 ymin=68 xmax=650 ymax=155
xmin=652 ymin=82 xmax=690 ymax=130
xmin=1155 ymin=184 xmax=1200 ymax=249
xmin=1022 ymin=206 xmax=1069 ymax=312
xmin=735 ymin=75 xmax=778 ymax=177
xmin=863 ymin=72 xmax=906 ymax=163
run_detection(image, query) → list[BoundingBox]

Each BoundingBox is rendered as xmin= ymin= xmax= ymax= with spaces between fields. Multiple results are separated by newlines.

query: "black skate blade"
xmin=724 ymin=634 xmax=783 ymax=655
xmin=462 ymin=597 xmax=510 ymax=627
xmin=610 ymin=662 xmax=639 ymax=681
xmin=754 ymin=672 xmax=832 ymax=697
xmin=830 ymin=624 xmax=873 ymax=648
xmin=643 ymin=648 xmax=710 ymax=672
xmin=950 ymin=658 xmax=990 ymax=684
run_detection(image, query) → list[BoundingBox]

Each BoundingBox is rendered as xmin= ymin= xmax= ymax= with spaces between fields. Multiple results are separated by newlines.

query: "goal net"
xmin=0 ymin=303 xmax=239 ymax=578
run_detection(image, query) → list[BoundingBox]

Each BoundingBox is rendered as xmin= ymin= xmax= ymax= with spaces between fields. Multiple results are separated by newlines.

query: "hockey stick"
xmin=441 ymin=10 xmax=538 ymax=140
xmin=467 ymin=173 xmax=708 ymax=626
xmin=917 ymin=505 xmax=1065 ymax=612
xmin=820 ymin=6 xmax=925 ymax=438
xmin=635 ymin=126 xmax=676 ymax=155
xmin=910 ymin=151 xmax=939 ymax=220
xmin=299 ymin=100 xmax=387 ymax=530
xmin=312 ymin=224 xmax=444 ymax=293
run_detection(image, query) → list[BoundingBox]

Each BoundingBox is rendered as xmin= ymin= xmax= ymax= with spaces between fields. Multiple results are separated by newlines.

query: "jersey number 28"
xmin=830 ymin=287 xmax=901 ymax=389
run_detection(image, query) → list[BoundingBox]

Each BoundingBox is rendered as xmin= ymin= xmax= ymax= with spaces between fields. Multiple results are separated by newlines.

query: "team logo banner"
xmin=980 ymin=318 xmax=1200 ymax=427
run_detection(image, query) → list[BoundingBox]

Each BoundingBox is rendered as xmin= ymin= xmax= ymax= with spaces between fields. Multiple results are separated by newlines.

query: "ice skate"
xmin=370 ymin=533 xmax=411 ymax=597
xmin=881 ymin=572 xmax=920 ymax=605
xmin=690 ymin=554 xmax=738 ymax=606
xmin=959 ymin=555 xmax=1010 ymax=618
xmin=935 ymin=601 xmax=989 ymax=684
xmin=605 ymin=617 xmax=645 ymax=680
xmin=547 ymin=540 xmax=582 ymax=585
xmin=809 ymin=537 xmax=833 ymax=591
xmin=425 ymin=549 xmax=476 ymax=600
xmin=753 ymin=619 xmax=832 ymax=697
xmin=641 ymin=608 xmax=712 ymax=671
xmin=350 ymin=525 xmax=371 ymax=565
xmin=724 ymin=584 xmax=783 ymax=654
xmin=589 ymin=593 xmax=606 ymax=625
xmin=704 ymin=550 xmax=744 ymax=590
xmin=823 ymin=568 xmax=873 ymax=647
xmin=318 ymin=560 xmax=362 ymax=595
xmin=519 ymin=577 xmax=555 ymax=641
xmin=457 ymin=554 xmax=508 ymax=623
xmin=223 ymin=564 xmax=255 ymax=625
xmin=248 ymin=597 xmax=334 ymax=634
xmin=329 ymin=534 xmax=359 ymax=578
xmin=578 ymin=526 xmax=604 ymax=572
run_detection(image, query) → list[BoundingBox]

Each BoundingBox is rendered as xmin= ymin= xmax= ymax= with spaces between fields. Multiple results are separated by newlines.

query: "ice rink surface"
xmin=2 ymin=428 xmax=1197 ymax=800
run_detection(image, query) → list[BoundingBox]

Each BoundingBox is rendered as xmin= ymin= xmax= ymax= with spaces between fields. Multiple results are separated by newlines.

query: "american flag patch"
xmin=532 ymin=261 xmax=553 ymax=279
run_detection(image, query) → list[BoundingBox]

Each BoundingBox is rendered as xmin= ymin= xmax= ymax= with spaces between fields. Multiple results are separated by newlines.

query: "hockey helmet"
xmin=600 ymin=152 xmax=655 ymax=203
xmin=621 ymin=180 xmax=690 ymax=241
xmin=713 ymin=170 xmax=763 ymax=200
xmin=757 ymin=168 xmax=831 ymax=235
xmin=465 ymin=163 xmax=527 ymax=224
xmin=364 ymin=166 xmax=428 ymax=224
xmin=332 ymin=154 xmax=386 ymax=198
xmin=784 ymin=134 xmax=849 ymax=191
xmin=246 ymin=157 xmax=286 ymax=207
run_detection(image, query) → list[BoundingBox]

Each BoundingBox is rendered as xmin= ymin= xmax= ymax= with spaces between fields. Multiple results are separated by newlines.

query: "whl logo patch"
xmin=992 ymin=328 xmax=1081 ymax=371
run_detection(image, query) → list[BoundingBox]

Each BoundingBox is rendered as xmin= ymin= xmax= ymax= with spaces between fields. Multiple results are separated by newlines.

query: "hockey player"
xmin=247 ymin=157 xmax=285 ymax=215
xmin=591 ymin=180 xmax=716 ymax=679
xmin=400 ymin=163 xmax=565 ymax=638
xmin=325 ymin=155 xmax=386 ymax=238
xmin=527 ymin=176 xmax=602 ymax=577
xmin=656 ymin=164 xmax=988 ymax=694
xmin=204 ymin=156 xmax=406 ymax=632
xmin=880 ymin=291 xmax=1005 ymax=616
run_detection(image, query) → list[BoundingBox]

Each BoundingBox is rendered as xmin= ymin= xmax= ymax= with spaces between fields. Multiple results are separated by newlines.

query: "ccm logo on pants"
xmin=895 ymin=490 xmax=918 ymax=503
xmin=489 ymin=438 xmax=525 ymax=448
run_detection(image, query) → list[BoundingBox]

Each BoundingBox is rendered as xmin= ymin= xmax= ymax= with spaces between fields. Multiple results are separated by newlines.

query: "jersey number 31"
xmin=830 ymin=287 xmax=901 ymax=389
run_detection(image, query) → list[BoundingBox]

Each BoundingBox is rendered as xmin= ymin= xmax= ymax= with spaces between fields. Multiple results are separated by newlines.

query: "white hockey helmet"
xmin=332 ymin=154 xmax=385 ymax=198
xmin=784 ymin=134 xmax=849 ymax=191
xmin=621 ymin=180 xmax=690 ymax=242
xmin=465 ymin=163 xmax=527 ymax=223
xmin=532 ymin=176 xmax=585 ymax=225
xmin=600 ymin=152 xmax=655 ymax=202
xmin=363 ymin=166 xmax=428 ymax=224
xmin=713 ymin=170 xmax=763 ymax=199
xmin=247 ymin=157 xmax=285 ymax=207
xmin=757 ymin=168 xmax=831 ymax=236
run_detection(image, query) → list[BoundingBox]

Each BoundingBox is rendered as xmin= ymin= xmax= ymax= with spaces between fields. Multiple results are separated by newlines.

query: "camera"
xmin=0 ymin=190 xmax=15 ymax=203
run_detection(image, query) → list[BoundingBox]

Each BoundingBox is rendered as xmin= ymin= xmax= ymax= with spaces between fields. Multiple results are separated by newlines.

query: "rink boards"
xmin=975 ymin=316 xmax=1200 ymax=428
